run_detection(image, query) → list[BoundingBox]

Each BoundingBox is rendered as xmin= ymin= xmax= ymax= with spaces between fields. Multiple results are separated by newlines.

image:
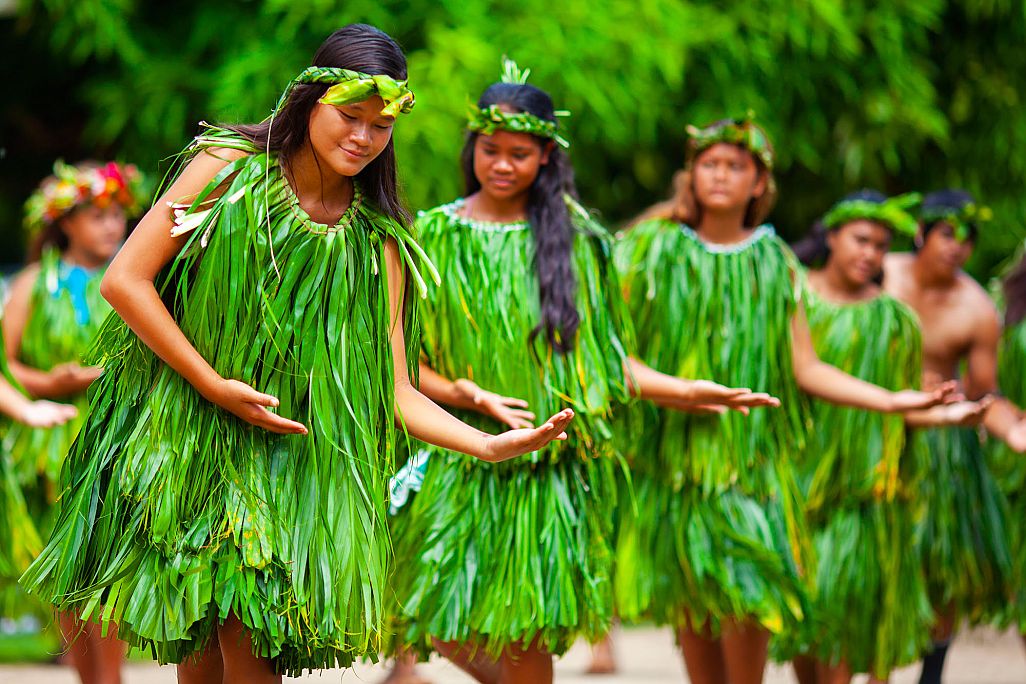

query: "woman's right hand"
xmin=203 ymin=378 xmax=308 ymax=435
xmin=453 ymin=378 xmax=536 ymax=429
xmin=48 ymin=363 xmax=103 ymax=396
xmin=20 ymin=400 xmax=78 ymax=427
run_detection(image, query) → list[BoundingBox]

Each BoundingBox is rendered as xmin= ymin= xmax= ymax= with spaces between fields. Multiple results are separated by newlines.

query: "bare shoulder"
xmin=164 ymin=146 xmax=250 ymax=206
xmin=882 ymin=252 xmax=914 ymax=292
xmin=959 ymin=271 xmax=1000 ymax=322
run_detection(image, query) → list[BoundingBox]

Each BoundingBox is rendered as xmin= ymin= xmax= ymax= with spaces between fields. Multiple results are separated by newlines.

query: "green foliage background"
xmin=2 ymin=0 xmax=1024 ymax=279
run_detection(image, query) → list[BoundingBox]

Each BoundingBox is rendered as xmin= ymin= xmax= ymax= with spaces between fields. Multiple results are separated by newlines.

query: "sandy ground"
xmin=1 ymin=625 xmax=1023 ymax=683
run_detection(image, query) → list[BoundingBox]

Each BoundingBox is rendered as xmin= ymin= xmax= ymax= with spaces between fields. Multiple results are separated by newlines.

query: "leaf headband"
xmin=277 ymin=66 xmax=416 ymax=118
xmin=465 ymin=57 xmax=570 ymax=148
xmin=822 ymin=192 xmax=922 ymax=237
xmin=24 ymin=160 xmax=145 ymax=235
xmin=920 ymin=200 xmax=993 ymax=242
xmin=686 ymin=113 xmax=774 ymax=170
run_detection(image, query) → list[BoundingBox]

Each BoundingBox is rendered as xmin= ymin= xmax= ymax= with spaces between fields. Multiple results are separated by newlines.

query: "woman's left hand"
xmin=686 ymin=380 xmax=781 ymax=410
xmin=890 ymin=381 xmax=958 ymax=412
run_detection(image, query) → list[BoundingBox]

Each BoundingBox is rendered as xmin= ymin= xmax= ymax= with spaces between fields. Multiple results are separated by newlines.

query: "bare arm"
xmin=0 ymin=376 xmax=78 ymax=427
xmin=386 ymin=241 xmax=572 ymax=462
xmin=791 ymin=301 xmax=949 ymax=412
xmin=98 ymin=148 xmax=307 ymax=435
xmin=967 ymin=306 xmax=1021 ymax=439
xmin=624 ymin=357 xmax=780 ymax=411
xmin=965 ymin=305 xmax=1000 ymax=400
xmin=2 ymin=266 xmax=100 ymax=398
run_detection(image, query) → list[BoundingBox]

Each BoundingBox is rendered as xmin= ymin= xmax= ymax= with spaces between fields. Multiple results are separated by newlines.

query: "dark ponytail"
xmin=460 ymin=82 xmax=581 ymax=352
xmin=223 ymin=24 xmax=411 ymax=226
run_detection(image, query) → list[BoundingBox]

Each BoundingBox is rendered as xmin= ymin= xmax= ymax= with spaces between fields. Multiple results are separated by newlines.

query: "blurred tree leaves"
xmin=1 ymin=0 xmax=1024 ymax=278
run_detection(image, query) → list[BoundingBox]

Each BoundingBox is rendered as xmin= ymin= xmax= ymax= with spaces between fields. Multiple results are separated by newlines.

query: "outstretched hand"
xmin=453 ymin=378 xmax=536 ymax=429
xmin=204 ymin=378 xmax=308 ymax=435
xmin=20 ymin=400 xmax=78 ymax=427
xmin=941 ymin=397 xmax=993 ymax=427
xmin=891 ymin=381 xmax=958 ymax=412
xmin=480 ymin=408 xmax=575 ymax=462
xmin=686 ymin=380 xmax=781 ymax=410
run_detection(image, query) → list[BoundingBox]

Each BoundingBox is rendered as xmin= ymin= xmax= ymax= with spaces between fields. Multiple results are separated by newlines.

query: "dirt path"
xmin=1 ymin=626 xmax=1023 ymax=683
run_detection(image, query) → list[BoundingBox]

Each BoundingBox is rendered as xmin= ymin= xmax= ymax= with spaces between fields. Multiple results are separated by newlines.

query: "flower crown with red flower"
xmin=24 ymin=160 xmax=145 ymax=234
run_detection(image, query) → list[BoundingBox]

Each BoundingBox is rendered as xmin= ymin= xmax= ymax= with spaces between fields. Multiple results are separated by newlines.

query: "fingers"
xmin=501 ymin=415 xmax=535 ymax=430
xmin=933 ymin=381 xmax=958 ymax=401
xmin=245 ymin=407 xmax=308 ymax=435
xmin=48 ymin=401 xmax=79 ymax=419
xmin=703 ymin=384 xmax=752 ymax=400
xmin=543 ymin=408 xmax=575 ymax=435
xmin=236 ymin=383 xmax=280 ymax=408
xmin=501 ymin=396 xmax=531 ymax=409
xmin=727 ymin=392 xmax=780 ymax=408
xmin=508 ymin=409 xmax=536 ymax=421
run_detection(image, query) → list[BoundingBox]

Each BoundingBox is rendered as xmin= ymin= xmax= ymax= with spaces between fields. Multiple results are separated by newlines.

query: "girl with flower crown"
xmin=780 ymin=191 xmax=989 ymax=684
xmin=21 ymin=25 xmax=579 ymax=684
xmin=5 ymin=158 xmax=143 ymax=684
xmin=386 ymin=61 xmax=779 ymax=684
xmin=6 ymin=159 xmax=143 ymax=519
xmin=614 ymin=118 xmax=954 ymax=684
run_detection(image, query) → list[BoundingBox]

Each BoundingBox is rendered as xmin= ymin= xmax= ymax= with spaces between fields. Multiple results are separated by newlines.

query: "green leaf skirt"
xmin=919 ymin=426 xmax=1011 ymax=623
xmin=614 ymin=466 xmax=811 ymax=636
xmin=771 ymin=501 xmax=932 ymax=676
xmin=389 ymin=450 xmax=617 ymax=658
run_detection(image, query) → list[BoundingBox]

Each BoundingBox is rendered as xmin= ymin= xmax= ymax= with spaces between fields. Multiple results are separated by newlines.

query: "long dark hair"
xmin=793 ymin=189 xmax=887 ymax=266
xmin=461 ymin=82 xmax=581 ymax=352
xmin=225 ymin=24 xmax=411 ymax=226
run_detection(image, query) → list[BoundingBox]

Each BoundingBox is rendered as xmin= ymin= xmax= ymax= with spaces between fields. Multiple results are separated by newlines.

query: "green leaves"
xmin=799 ymin=291 xmax=924 ymax=509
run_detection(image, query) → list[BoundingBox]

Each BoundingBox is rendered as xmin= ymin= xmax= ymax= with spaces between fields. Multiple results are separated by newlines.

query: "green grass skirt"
xmin=614 ymin=469 xmax=810 ymax=636
xmin=772 ymin=502 xmax=932 ymax=676
xmin=919 ymin=427 xmax=1011 ymax=622
xmin=390 ymin=451 xmax=617 ymax=657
